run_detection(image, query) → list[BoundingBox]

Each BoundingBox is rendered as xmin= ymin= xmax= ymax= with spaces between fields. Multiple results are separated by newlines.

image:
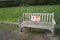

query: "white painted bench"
xmin=18 ymin=12 xmax=56 ymax=36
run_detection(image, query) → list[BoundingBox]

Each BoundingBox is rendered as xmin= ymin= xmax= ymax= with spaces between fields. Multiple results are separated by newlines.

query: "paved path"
xmin=0 ymin=23 xmax=58 ymax=40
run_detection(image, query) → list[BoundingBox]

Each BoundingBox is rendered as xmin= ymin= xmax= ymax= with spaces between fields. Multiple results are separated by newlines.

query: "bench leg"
xmin=51 ymin=28 xmax=56 ymax=37
xmin=49 ymin=28 xmax=56 ymax=37
xmin=51 ymin=29 xmax=54 ymax=36
xmin=21 ymin=27 xmax=23 ymax=32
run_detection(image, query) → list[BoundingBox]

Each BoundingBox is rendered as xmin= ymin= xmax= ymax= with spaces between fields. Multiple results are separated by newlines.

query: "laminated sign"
xmin=31 ymin=16 xmax=40 ymax=23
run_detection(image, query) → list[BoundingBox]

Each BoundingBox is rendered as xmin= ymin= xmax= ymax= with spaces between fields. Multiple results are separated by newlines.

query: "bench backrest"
xmin=23 ymin=12 xmax=54 ymax=23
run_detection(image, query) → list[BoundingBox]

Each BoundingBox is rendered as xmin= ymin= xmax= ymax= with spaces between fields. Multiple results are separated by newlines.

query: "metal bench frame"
xmin=18 ymin=12 xmax=56 ymax=36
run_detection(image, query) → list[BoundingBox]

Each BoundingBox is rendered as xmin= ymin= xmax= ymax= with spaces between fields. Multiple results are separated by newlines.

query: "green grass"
xmin=0 ymin=5 xmax=60 ymax=24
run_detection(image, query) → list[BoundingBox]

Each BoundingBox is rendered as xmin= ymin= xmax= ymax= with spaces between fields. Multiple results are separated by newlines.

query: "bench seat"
xmin=21 ymin=21 xmax=53 ymax=29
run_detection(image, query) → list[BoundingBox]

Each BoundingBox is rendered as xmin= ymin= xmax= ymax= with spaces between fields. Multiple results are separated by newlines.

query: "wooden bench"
xmin=18 ymin=12 xmax=56 ymax=36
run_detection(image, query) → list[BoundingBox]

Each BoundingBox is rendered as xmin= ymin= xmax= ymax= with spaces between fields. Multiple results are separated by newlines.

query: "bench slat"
xmin=47 ymin=15 xmax=48 ymax=22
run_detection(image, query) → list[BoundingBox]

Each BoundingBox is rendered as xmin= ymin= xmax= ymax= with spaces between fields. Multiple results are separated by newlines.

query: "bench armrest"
xmin=52 ymin=19 xmax=56 ymax=25
xmin=17 ymin=17 xmax=24 ymax=23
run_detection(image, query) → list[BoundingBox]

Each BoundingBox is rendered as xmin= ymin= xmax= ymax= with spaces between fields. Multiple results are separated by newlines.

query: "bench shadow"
xmin=25 ymin=28 xmax=51 ymax=34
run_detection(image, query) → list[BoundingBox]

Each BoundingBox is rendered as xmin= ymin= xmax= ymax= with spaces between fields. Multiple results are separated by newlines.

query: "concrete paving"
xmin=0 ymin=23 xmax=58 ymax=40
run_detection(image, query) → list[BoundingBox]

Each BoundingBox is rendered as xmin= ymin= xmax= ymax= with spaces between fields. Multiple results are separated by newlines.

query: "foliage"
xmin=18 ymin=0 xmax=60 ymax=5
xmin=0 ymin=0 xmax=60 ymax=6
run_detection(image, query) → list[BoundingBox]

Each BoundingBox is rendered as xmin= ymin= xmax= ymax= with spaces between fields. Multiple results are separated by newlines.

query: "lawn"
xmin=0 ymin=5 xmax=60 ymax=24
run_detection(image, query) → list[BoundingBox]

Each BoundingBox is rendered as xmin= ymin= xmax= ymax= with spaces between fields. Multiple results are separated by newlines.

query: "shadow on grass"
xmin=25 ymin=28 xmax=50 ymax=34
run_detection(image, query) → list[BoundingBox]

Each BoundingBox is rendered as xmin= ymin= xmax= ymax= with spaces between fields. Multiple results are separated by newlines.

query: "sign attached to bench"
xmin=31 ymin=16 xmax=40 ymax=23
